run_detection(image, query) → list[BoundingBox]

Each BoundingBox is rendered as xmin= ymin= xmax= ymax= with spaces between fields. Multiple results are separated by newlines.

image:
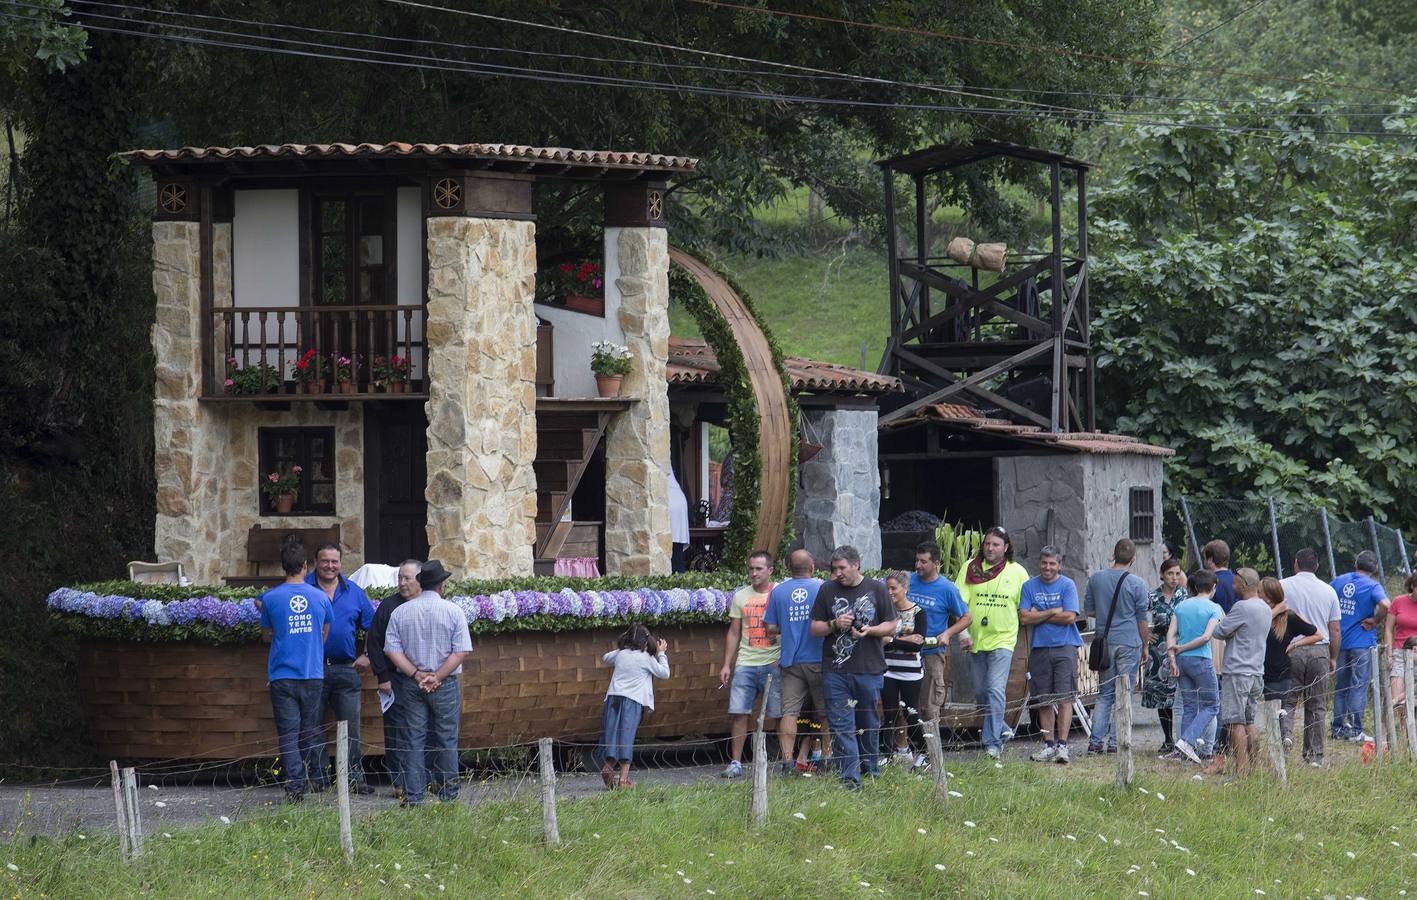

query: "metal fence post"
xmin=1368 ymin=516 xmax=1386 ymax=579
xmin=1398 ymin=530 xmax=1412 ymax=576
xmin=1180 ymin=497 xmax=1203 ymax=566
xmin=1319 ymin=508 xmax=1337 ymax=579
xmin=1267 ymin=497 xmax=1284 ymax=578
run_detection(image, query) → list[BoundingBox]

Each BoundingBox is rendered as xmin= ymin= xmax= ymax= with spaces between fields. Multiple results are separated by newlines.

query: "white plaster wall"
xmin=1083 ymin=452 xmax=1165 ymax=587
xmin=233 ymin=189 xmax=300 ymax=369
xmin=395 ymin=186 xmax=425 ymax=380
xmin=534 ymin=225 xmax=627 ymax=397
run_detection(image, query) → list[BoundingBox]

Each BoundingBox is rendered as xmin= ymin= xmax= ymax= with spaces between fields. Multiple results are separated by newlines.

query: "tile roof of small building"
xmin=120 ymin=141 xmax=698 ymax=173
xmin=881 ymin=402 xmax=1174 ymax=456
xmin=667 ymin=337 xmax=902 ymax=396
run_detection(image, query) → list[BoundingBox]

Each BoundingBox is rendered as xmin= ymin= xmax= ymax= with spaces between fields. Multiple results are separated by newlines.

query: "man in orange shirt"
xmin=719 ymin=550 xmax=779 ymax=778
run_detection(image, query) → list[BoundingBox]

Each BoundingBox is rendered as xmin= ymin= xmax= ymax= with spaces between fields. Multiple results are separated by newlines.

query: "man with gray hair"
xmin=366 ymin=559 xmax=423 ymax=798
xmin=1331 ymin=550 xmax=1389 ymax=742
xmin=1019 ymin=546 xmax=1082 ymax=763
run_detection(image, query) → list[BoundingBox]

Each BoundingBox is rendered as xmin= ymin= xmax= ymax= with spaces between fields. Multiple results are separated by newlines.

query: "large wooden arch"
xmin=668 ymin=247 xmax=793 ymax=555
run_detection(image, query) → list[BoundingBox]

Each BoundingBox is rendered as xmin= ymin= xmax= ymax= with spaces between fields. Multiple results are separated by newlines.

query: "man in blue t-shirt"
xmin=908 ymin=541 xmax=971 ymax=732
xmin=306 ymin=543 xmax=376 ymax=792
xmin=1331 ymin=551 xmax=1391 ymax=740
xmin=764 ymin=548 xmax=824 ymax=772
xmin=260 ymin=542 xmax=332 ymax=802
xmin=1018 ymin=546 xmax=1083 ymax=764
xmin=1203 ymin=540 xmax=1237 ymax=613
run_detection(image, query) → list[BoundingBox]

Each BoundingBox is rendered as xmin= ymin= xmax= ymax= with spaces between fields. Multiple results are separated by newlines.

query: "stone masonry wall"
xmin=995 ymin=454 xmax=1090 ymax=586
xmin=604 ymin=227 xmax=672 ymax=575
xmin=423 ymin=217 xmax=539 ymax=578
xmin=795 ymin=408 xmax=882 ymax=569
xmin=1083 ymin=452 xmax=1164 ymax=581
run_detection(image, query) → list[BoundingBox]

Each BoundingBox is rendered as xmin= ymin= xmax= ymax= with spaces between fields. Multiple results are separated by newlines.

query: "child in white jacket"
xmin=599 ymin=624 xmax=670 ymax=789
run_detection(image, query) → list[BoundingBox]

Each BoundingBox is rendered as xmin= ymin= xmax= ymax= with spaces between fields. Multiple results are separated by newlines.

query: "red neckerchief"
xmin=966 ymin=557 xmax=1007 ymax=585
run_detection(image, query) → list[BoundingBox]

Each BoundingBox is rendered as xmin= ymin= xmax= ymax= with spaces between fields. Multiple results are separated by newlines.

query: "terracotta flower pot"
xmin=391 ymin=382 xmax=406 ymax=394
xmin=563 ymin=293 xmax=605 ymax=316
xmin=275 ymin=494 xmax=296 ymax=514
xmin=338 ymin=380 xmax=353 ymax=395
xmin=595 ymin=374 xmax=623 ymax=397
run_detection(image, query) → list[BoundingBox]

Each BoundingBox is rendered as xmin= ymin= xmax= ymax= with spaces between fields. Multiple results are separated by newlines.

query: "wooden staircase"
xmin=533 ymin=401 xmax=622 ymax=574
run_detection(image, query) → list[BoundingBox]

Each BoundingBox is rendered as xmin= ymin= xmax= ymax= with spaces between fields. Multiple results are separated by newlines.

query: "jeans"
xmin=1332 ymin=647 xmax=1372 ymax=736
xmin=1175 ymin=655 xmax=1219 ymax=749
xmin=395 ymin=673 xmax=461 ymax=804
xmin=822 ymin=672 xmax=883 ymax=784
xmin=1284 ymin=644 xmax=1331 ymax=761
xmin=320 ymin=664 xmax=365 ymax=786
xmin=269 ymin=679 xmax=323 ymax=796
xmin=1089 ymin=644 xmax=1141 ymax=749
xmin=381 ymin=692 xmax=407 ymax=790
xmin=969 ymin=649 xmax=1013 ymax=751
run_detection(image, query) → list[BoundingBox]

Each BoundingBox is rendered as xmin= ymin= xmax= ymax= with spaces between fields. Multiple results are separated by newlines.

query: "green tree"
xmin=1090 ymin=92 xmax=1417 ymax=528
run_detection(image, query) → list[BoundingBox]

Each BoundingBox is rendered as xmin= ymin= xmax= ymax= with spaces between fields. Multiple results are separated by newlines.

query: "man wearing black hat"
xmin=382 ymin=560 xmax=473 ymax=805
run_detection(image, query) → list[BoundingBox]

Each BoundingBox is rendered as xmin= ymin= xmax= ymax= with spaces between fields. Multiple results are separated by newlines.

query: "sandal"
xmin=618 ymin=777 xmax=636 ymax=789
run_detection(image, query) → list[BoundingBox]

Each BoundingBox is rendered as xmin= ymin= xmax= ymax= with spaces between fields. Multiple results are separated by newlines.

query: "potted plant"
xmin=590 ymin=340 xmax=633 ymax=397
xmin=332 ymin=354 xmax=356 ymax=394
xmin=261 ymin=465 xmax=302 ymax=514
xmin=223 ymin=356 xmax=281 ymax=395
xmin=371 ymin=354 xmax=411 ymax=393
xmin=290 ymin=348 xmax=328 ymax=394
xmin=540 ymin=260 xmax=605 ymax=315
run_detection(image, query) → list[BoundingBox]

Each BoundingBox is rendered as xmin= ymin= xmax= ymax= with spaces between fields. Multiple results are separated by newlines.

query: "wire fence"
xmin=1176 ymin=496 xmax=1412 ymax=586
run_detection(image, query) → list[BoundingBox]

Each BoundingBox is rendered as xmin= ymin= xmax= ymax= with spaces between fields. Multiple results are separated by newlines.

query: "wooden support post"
xmin=1370 ymin=648 xmax=1385 ymax=763
xmin=1380 ymin=646 xmax=1399 ymax=756
xmin=751 ymin=675 xmax=772 ymax=827
xmin=336 ymin=720 xmax=354 ymax=863
xmin=539 ymin=737 xmax=561 ymax=845
xmin=1403 ymin=649 xmax=1416 ymax=761
xmin=122 ymin=767 xmax=143 ymax=859
xmin=1115 ymin=674 xmax=1133 ymax=789
xmin=923 ymin=720 xmax=949 ymax=804
xmin=1261 ymin=700 xmax=1287 ymax=787
xmin=110 ymin=760 xmax=131 ymax=864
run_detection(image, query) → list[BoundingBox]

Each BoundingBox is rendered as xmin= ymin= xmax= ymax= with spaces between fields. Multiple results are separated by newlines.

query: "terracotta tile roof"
xmin=881 ymin=402 xmax=1174 ymax=457
xmin=667 ymin=337 xmax=902 ymax=396
xmin=120 ymin=141 xmax=697 ymax=173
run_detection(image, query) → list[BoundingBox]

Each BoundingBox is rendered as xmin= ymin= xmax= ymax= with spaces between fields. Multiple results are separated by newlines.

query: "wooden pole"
xmin=335 ymin=720 xmax=354 ymax=863
xmin=1115 ymin=674 xmax=1133 ymax=789
xmin=1379 ymin=646 xmax=1399 ymax=756
xmin=1403 ymin=649 xmax=1416 ymax=761
xmin=1180 ymin=497 xmax=1203 ymax=569
xmin=1267 ymin=496 xmax=1284 ymax=578
xmin=122 ymin=767 xmax=143 ymax=860
xmin=1369 ymin=648 xmax=1385 ymax=763
xmin=923 ymin=720 xmax=949 ymax=804
xmin=1319 ymin=508 xmax=1337 ymax=580
xmin=751 ymin=675 xmax=772 ymax=827
xmin=110 ymin=760 xmax=130 ymax=864
xmin=538 ymin=737 xmax=561 ymax=845
xmin=1261 ymin=700 xmax=1287 ymax=787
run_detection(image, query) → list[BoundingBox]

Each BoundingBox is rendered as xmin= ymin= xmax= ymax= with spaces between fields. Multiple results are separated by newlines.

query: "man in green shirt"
xmin=719 ymin=550 xmax=780 ymax=778
xmin=957 ymin=526 xmax=1029 ymax=758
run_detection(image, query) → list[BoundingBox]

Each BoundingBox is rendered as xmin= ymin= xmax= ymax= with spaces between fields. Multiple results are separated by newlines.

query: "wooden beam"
xmin=879 ymin=341 xmax=1054 ymax=426
xmin=1061 ymin=258 xmax=1088 ymax=336
xmin=896 ymin=258 xmax=1051 ymax=343
xmin=1049 ymin=161 xmax=1065 ymax=430
xmin=884 ymin=168 xmax=901 ymax=348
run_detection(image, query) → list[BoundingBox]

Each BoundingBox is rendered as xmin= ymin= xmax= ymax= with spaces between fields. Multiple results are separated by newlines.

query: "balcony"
xmin=203 ymin=304 xmax=429 ymax=402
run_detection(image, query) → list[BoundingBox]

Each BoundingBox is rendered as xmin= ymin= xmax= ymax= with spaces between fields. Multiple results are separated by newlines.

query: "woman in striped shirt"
xmin=880 ymin=570 xmax=930 ymax=766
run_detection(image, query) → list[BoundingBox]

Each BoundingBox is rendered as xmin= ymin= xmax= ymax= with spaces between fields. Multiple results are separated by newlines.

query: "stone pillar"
xmin=794 ymin=408 xmax=882 ymax=568
xmin=604 ymin=226 xmax=672 ymax=575
xmin=151 ymin=221 xmax=229 ymax=583
xmin=423 ymin=216 xmax=539 ymax=578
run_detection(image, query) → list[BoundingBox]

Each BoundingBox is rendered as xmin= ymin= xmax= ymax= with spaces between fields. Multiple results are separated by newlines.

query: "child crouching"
xmin=600 ymin=624 xmax=670 ymax=789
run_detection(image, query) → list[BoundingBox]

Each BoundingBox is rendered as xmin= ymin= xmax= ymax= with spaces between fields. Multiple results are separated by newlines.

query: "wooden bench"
xmin=222 ymin=525 xmax=341 ymax=588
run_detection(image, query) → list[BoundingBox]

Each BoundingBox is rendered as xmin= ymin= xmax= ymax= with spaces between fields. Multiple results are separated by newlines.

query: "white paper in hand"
xmin=379 ymin=689 xmax=395 ymax=713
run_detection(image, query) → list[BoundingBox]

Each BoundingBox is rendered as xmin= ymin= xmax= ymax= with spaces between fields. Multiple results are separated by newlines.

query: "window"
xmin=258 ymin=427 xmax=336 ymax=515
xmin=1129 ymin=487 xmax=1155 ymax=544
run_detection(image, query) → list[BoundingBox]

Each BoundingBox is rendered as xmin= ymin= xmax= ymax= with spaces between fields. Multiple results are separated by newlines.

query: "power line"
xmin=684 ymin=0 xmax=1411 ymax=98
xmin=1161 ymin=0 xmax=1284 ymax=58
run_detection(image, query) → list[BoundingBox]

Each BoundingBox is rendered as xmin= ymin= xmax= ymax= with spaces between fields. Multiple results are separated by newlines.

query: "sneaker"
xmin=842 ymin=778 xmax=862 ymax=792
xmin=720 ymin=760 xmax=744 ymax=779
xmin=1030 ymin=744 xmax=1058 ymax=763
xmin=1086 ymin=743 xmax=1107 ymax=756
xmin=1157 ymin=742 xmax=1176 ymax=755
xmin=1309 ymin=759 xmax=1324 ymax=769
xmin=1000 ymin=728 xmax=1015 ymax=742
xmin=1174 ymin=739 xmax=1202 ymax=765
xmin=894 ymin=749 xmax=914 ymax=762
xmin=1351 ymin=731 xmax=1373 ymax=743
xmin=985 ymin=746 xmax=1001 ymax=760
xmin=1106 ymin=745 xmax=1118 ymax=754
xmin=912 ymin=753 xmax=930 ymax=771
xmin=1055 ymin=744 xmax=1071 ymax=765
xmin=1159 ymin=749 xmax=1184 ymax=762
xmin=1282 ymin=737 xmax=1294 ymax=749
xmin=775 ymin=759 xmax=797 ymax=776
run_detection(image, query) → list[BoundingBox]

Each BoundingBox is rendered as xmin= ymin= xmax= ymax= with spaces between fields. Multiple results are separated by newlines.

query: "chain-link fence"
xmin=1175 ymin=496 xmax=1412 ymax=587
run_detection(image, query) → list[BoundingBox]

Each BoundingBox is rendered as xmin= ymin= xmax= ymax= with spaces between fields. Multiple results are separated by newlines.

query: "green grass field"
xmin=6 ymin=748 xmax=1415 ymax=898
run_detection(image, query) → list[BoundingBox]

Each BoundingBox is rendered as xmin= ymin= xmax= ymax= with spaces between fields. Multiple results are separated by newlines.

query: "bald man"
xmin=764 ymin=549 xmax=826 ymax=772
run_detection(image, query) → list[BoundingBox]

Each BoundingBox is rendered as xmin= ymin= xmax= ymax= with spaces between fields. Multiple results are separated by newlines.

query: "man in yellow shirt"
xmin=957 ymin=526 xmax=1029 ymax=759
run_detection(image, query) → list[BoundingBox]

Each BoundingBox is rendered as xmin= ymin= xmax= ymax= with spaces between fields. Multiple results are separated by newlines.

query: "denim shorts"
xmin=729 ymin=663 xmax=782 ymax=717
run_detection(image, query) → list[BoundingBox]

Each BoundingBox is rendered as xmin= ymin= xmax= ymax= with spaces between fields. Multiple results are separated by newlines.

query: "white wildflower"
xmin=918 ymin=828 xmax=927 ymax=835
xmin=964 ymin=821 xmax=976 ymax=828
xmin=948 ymin=790 xmax=963 ymax=798
xmin=1186 ymin=869 xmax=1196 ymax=876
xmin=219 ymin=816 xmax=232 ymax=825
xmin=1346 ymin=852 xmax=1356 ymax=859
xmin=1156 ymin=793 xmax=1165 ymax=800
xmin=6 ymin=864 xmax=18 ymax=872
xmin=154 ymin=801 xmax=167 ymax=808
xmin=793 ymin=812 xmax=807 ymax=820
xmin=934 ymin=864 xmax=946 ymax=871
xmin=1066 ymin=835 xmax=1077 ymax=841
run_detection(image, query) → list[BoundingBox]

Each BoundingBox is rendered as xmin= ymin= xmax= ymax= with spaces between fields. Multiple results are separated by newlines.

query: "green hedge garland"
xmin=669 ymin=250 xmax=799 ymax=564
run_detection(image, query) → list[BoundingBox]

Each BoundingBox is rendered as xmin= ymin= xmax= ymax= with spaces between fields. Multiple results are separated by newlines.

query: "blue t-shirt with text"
xmin=306 ymin=573 xmax=375 ymax=660
xmin=1172 ymin=596 xmax=1222 ymax=658
xmin=764 ymin=577 xmax=824 ymax=667
xmin=1332 ymin=572 xmax=1388 ymax=650
xmin=1019 ymin=575 xmax=1083 ymax=648
xmin=259 ymin=583 xmax=333 ymax=681
xmin=907 ymin=572 xmax=967 ymax=657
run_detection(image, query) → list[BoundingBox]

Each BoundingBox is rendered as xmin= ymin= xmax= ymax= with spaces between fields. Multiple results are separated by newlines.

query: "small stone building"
xmin=125 ymin=141 xmax=695 ymax=583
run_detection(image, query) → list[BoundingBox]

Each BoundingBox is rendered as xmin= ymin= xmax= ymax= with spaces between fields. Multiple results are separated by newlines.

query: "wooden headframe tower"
xmin=876 ymin=140 xmax=1094 ymax=433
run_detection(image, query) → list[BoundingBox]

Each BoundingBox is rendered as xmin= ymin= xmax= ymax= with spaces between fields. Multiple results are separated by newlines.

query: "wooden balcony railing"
xmin=209 ymin=304 xmax=428 ymax=399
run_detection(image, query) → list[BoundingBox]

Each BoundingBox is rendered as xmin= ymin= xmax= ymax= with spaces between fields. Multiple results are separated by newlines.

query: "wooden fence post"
xmin=110 ymin=760 xmax=130 ymax=864
xmin=1379 ymin=646 xmax=1399 ymax=756
xmin=1404 ymin=649 xmax=1417 ymax=761
xmin=1261 ymin=699 xmax=1287 ymax=788
xmin=923 ymin=720 xmax=949 ymax=804
xmin=122 ymin=767 xmax=143 ymax=860
xmin=1116 ymin=674 xmax=1133 ymax=789
xmin=336 ymin=720 xmax=354 ymax=863
xmin=751 ymin=675 xmax=772 ymax=827
xmin=539 ymin=737 xmax=561 ymax=845
xmin=1370 ymin=647 xmax=1385 ymax=763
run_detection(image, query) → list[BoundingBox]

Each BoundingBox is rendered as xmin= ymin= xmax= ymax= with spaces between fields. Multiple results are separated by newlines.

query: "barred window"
xmin=1129 ymin=487 xmax=1155 ymax=544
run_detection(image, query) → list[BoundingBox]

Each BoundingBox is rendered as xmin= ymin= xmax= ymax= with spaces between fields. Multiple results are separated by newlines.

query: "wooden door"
xmin=363 ymin=402 xmax=429 ymax=565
